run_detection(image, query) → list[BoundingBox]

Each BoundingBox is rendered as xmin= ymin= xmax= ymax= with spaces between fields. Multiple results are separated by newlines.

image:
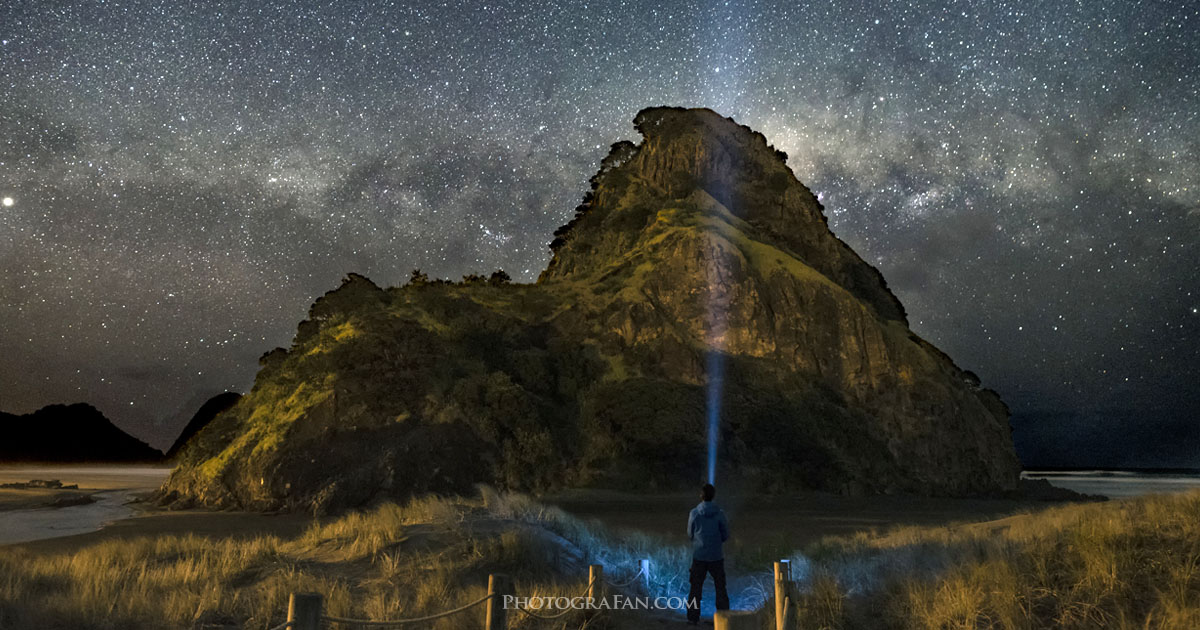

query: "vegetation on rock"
xmin=164 ymin=107 xmax=1020 ymax=513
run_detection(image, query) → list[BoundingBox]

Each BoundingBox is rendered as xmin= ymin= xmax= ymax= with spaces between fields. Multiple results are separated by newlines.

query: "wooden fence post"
xmin=286 ymin=592 xmax=322 ymax=630
xmin=782 ymin=595 xmax=797 ymax=629
xmin=774 ymin=560 xmax=791 ymax=630
xmin=714 ymin=610 xmax=759 ymax=629
xmin=486 ymin=573 xmax=513 ymax=630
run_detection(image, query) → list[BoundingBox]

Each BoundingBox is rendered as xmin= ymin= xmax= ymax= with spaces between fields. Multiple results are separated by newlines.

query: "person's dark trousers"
xmin=686 ymin=558 xmax=730 ymax=623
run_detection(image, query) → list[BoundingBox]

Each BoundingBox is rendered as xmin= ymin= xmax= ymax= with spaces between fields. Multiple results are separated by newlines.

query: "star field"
xmin=1 ymin=0 xmax=1197 ymax=463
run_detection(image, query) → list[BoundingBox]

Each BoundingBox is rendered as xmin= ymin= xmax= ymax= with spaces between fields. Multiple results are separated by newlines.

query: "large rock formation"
xmin=162 ymin=107 xmax=1021 ymax=513
xmin=0 ymin=403 xmax=163 ymax=462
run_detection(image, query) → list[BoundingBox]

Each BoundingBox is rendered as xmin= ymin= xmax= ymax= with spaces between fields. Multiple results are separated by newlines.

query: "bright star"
xmin=2 ymin=197 xmax=13 ymax=207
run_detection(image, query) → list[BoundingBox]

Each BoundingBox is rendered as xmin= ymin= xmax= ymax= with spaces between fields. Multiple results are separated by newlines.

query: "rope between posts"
xmin=603 ymin=565 xmax=646 ymax=588
xmin=513 ymin=604 xmax=578 ymax=620
xmin=512 ymin=574 xmax=599 ymax=620
xmin=320 ymin=592 xmax=494 ymax=627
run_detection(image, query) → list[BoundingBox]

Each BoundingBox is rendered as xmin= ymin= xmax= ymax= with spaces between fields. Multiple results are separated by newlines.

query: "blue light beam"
xmin=706 ymin=350 xmax=723 ymax=484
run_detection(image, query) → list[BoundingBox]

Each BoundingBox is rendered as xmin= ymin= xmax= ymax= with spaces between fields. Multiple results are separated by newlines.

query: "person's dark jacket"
xmin=687 ymin=500 xmax=730 ymax=561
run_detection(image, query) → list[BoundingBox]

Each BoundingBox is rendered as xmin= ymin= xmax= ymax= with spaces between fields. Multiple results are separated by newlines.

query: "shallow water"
xmin=1023 ymin=470 xmax=1200 ymax=498
xmin=3 ymin=466 xmax=1195 ymax=546
xmin=0 ymin=465 xmax=170 ymax=545
xmin=0 ymin=490 xmax=139 ymax=544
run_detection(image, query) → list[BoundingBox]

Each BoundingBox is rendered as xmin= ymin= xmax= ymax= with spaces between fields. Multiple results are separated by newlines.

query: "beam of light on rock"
xmin=703 ymin=216 xmax=731 ymax=486
xmin=703 ymin=224 xmax=730 ymax=486
xmin=706 ymin=350 xmax=723 ymax=485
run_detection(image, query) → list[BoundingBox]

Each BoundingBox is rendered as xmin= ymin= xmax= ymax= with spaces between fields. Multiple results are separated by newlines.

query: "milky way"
xmin=1 ymin=0 xmax=1196 ymax=463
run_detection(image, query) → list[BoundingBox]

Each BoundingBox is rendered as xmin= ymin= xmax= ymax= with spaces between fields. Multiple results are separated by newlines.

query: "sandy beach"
xmin=2 ymin=464 xmax=1061 ymax=558
xmin=11 ymin=464 xmax=1185 ymax=557
xmin=0 ymin=464 xmax=172 ymax=491
xmin=0 ymin=487 xmax=96 ymax=511
xmin=543 ymin=489 xmax=1061 ymax=550
xmin=0 ymin=465 xmax=172 ymax=545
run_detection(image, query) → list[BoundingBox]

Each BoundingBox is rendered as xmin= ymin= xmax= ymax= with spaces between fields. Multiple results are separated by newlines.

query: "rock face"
xmin=0 ymin=403 xmax=162 ymax=462
xmin=163 ymin=107 xmax=1021 ymax=513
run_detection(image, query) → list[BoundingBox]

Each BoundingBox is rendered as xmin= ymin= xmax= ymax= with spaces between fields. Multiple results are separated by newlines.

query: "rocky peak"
xmin=541 ymin=107 xmax=906 ymax=323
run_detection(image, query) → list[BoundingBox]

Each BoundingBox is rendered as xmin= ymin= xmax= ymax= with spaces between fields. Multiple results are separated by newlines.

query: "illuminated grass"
xmin=779 ymin=490 xmax=1200 ymax=630
xmin=195 ymin=381 xmax=332 ymax=482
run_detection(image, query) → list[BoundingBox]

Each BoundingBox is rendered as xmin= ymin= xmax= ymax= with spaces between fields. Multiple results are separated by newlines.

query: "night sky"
xmin=2 ymin=1 xmax=1196 ymax=464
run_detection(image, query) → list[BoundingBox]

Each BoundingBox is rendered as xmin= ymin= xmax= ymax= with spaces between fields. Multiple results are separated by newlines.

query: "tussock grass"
xmin=780 ymin=490 xmax=1200 ymax=630
xmin=0 ymin=488 xmax=684 ymax=629
xmin=23 ymin=486 xmax=1193 ymax=630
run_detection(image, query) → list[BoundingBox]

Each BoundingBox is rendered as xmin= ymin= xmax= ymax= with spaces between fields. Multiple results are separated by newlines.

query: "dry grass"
xmin=0 ymin=488 xmax=685 ymax=630
xmin=780 ymin=490 xmax=1200 ymax=630
xmin=477 ymin=487 xmax=693 ymax=598
xmin=16 ymin=486 xmax=1189 ymax=630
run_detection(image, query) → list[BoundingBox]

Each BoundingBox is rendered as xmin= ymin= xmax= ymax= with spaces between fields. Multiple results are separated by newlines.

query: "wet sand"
xmin=0 ymin=487 xmax=96 ymax=510
xmin=8 ymin=509 xmax=318 ymax=555
xmin=8 ymin=490 xmax=1046 ymax=557
xmin=0 ymin=464 xmax=172 ymax=491
xmin=544 ymin=489 xmax=1066 ymax=550
xmin=0 ymin=464 xmax=1081 ymax=557
xmin=0 ymin=465 xmax=319 ymax=553
xmin=0 ymin=464 xmax=172 ymax=545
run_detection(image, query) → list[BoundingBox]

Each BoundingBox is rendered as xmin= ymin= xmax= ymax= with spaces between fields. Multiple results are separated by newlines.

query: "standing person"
xmin=686 ymin=483 xmax=730 ymax=625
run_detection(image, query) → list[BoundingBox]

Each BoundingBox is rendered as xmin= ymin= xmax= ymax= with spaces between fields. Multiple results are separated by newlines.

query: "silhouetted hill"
xmin=165 ymin=392 xmax=242 ymax=459
xmin=162 ymin=107 xmax=1020 ymax=513
xmin=0 ymin=403 xmax=162 ymax=462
